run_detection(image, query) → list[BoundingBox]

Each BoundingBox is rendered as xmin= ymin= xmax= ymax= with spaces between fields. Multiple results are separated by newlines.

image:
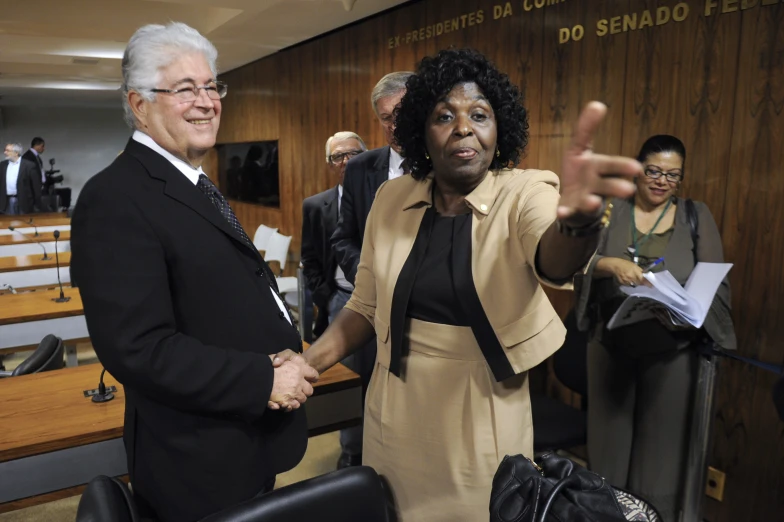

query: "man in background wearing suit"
xmin=301 ymin=131 xmax=367 ymax=469
xmin=1 ymin=142 xmax=44 ymax=214
xmin=330 ymin=71 xmax=414 ymax=284
xmin=329 ymin=71 xmax=413 ymax=434
xmin=71 ymin=23 xmax=318 ymax=522
xmin=23 ymin=137 xmax=51 ymax=212
xmin=22 ymin=137 xmax=46 ymax=184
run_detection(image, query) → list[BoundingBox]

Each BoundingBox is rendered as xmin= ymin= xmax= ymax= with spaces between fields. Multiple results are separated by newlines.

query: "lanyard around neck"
xmin=631 ymin=198 xmax=672 ymax=264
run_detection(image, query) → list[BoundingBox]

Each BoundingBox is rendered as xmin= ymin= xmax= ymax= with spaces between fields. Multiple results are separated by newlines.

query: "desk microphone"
xmin=92 ymin=368 xmax=115 ymax=403
xmin=27 ymin=218 xmax=39 ymax=237
xmin=8 ymin=226 xmax=51 ymax=260
xmin=52 ymin=230 xmax=70 ymax=303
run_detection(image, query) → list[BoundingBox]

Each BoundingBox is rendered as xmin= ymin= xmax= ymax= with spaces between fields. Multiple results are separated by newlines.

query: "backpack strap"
xmin=685 ymin=198 xmax=699 ymax=264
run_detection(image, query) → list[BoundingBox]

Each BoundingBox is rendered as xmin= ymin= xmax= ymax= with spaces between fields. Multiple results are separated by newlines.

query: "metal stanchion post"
xmin=681 ymin=350 xmax=719 ymax=522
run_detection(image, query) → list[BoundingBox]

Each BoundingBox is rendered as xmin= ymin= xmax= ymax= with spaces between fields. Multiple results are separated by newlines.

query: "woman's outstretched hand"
xmin=558 ymin=102 xmax=642 ymax=221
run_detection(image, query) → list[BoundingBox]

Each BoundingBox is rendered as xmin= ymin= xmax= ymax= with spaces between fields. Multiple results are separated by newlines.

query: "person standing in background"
xmin=23 ymin=137 xmax=52 ymax=211
xmin=575 ymin=135 xmax=736 ymax=521
xmin=302 ymin=130 xmax=370 ymax=468
xmin=23 ymin=137 xmax=46 ymax=184
xmin=1 ymin=142 xmax=44 ymax=214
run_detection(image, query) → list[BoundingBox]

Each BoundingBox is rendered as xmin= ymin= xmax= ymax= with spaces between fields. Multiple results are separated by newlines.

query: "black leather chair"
xmin=531 ymin=310 xmax=589 ymax=453
xmin=201 ymin=466 xmax=390 ymax=522
xmin=0 ymin=334 xmax=64 ymax=378
xmin=77 ymin=466 xmax=390 ymax=522
xmin=75 ymin=476 xmax=140 ymax=522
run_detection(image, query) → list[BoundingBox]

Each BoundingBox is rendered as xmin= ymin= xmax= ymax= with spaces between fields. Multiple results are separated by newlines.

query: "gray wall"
xmin=0 ymin=106 xmax=131 ymax=205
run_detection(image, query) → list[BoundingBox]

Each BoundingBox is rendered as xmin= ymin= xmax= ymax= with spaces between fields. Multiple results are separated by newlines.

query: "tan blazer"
xmin=345 ymin=168 xmax=571 ymax=377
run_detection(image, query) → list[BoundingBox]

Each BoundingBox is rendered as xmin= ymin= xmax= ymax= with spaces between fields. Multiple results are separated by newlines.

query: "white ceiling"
xmin=0 ymin=0 xmax=408 ymax=107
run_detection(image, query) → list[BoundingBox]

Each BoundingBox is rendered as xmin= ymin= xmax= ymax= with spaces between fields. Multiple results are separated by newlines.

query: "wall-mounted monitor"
xmin=216 ymin=141 xmax=279 ymax=208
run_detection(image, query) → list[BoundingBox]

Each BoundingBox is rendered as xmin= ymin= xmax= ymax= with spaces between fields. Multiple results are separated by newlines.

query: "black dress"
xmin=407 ymin=211 xmax=471 ymax=327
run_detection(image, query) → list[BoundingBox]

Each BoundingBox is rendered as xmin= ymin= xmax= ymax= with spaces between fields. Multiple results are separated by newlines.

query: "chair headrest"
xmin=75 ymin=476 xmax=140 ymax=522
xmin=200 ymin=466 xmax=390 ymax=522
xmin=12 ymin=335 xmax=64 ymax=376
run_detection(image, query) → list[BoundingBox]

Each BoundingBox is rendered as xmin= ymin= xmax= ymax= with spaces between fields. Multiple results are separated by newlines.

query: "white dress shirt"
xmin=334 ymin=184 xmax=353 ymax=291
xmin=5 ymin=158 xmax=21 ymax=195
xmin=131 ymin=131 xmax=292 ymax=324
xmin=388 ymin=147 xmax=406 ymax=180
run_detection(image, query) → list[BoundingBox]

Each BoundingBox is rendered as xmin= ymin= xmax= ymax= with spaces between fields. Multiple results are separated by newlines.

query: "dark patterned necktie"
xmin=197 ymin=174 xmax=254 ymax=249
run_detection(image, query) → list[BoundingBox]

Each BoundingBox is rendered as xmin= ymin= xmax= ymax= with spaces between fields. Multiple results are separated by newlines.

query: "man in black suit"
xmin=22 ymin=137 xmax=46 ymax=184
xmin=330 ymin=71 xmax=413 ymax=285
xmin=71 ymin=23 xmax=318 ymax=522
xmin=22 ymin=137 xmax=51 ymax=212
xmin=301 ymin=131 xmax=367 ymax=468
xmin=1 ymin=142 xmax=44 ymax=214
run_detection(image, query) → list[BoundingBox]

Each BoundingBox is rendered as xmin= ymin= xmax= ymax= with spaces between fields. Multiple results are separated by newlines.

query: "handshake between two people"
xmin=267 ymin=350 xmax=319 ymax=412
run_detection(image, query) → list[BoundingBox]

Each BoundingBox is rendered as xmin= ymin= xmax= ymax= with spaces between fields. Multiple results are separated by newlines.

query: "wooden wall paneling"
xmin=621 ymin=0 xmax=682 ymax=155
xmin=704 ymin=3 xmax=784 ymax=520
xmin=539 ymin=0 xmax=631 ymax=405
xmin=537 ymin=1 xmax=587 ymax=321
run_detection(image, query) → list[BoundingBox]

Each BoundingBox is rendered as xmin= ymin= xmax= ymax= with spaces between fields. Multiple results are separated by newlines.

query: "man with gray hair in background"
xmin=301 ymin=131 xmax=369 ymax=468
xmin=71 ymin=22 xmax=318 ymax=521
xmin=329 ymin=71 xmax=413 ymax=468
xmin=1 ymin=142 xmax=43 ymax=214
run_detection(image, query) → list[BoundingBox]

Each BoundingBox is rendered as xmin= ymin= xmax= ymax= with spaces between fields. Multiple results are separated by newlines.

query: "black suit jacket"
xmin=301 ymin=186 xmax=339 ymax=335
xmin=330 ymin=146 xmax=390 ymax=284
xmin=0 ymin=158 xmax=44 ymax=213
xmin=71 ymin=139 xmax=307 ymax=522
xmin=22 ymin=150 xmax=50 ymax=212
xmin=22 ymin=149 xmax=43 ymax=175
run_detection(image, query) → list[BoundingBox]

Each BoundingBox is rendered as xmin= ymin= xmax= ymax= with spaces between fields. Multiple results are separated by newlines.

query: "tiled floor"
xmin=0 ymin=346 xmax=343 ymax=522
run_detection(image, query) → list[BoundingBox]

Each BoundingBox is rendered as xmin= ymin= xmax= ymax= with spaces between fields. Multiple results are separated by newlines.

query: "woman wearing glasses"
xmin=575 ymin=135 xmax=736 ymax=521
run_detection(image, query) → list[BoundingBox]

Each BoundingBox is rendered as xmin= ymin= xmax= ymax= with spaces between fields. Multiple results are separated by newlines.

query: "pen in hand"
xmin=643 ymin=257 xmax=664 ymax=273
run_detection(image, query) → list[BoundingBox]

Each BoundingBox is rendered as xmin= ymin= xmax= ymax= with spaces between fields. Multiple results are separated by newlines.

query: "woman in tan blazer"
xmin=273 ymin=49 xmax=642 ymax=521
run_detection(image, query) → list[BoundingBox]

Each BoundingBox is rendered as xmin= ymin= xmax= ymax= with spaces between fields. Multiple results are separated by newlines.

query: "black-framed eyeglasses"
xmin=329 ymin=150 xmax=363 ymax=164
xmin=150 ymin=81 xmax=228 ymax=102
xmin=644 ymin=167 xmax=683 ymax=183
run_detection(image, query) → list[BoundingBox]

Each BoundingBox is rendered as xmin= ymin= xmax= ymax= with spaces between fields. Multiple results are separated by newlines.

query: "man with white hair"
xmin=0 ymin=142 xmax=43 ymax=214
xmin=71 ymin=23 xmax=318 ymax=522
xmin=301 ymin=131 xmax=369 ymax=468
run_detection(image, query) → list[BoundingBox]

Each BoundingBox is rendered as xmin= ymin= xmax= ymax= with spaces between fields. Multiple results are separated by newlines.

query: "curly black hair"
xmin=394 ymin=48 xmax=529 ymax=181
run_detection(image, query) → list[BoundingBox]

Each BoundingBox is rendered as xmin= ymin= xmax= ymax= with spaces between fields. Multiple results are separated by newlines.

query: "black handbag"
xmin=490 ymin=453 xmax=660 ymax=522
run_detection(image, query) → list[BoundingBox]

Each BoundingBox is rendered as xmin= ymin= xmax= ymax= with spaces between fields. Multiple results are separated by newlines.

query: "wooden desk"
xmin=0 ymin=252 xmax=71 ymax=273
xmin=0 ymin=223 xmax=71 ymax=236
xmin=0 ymin=360 xmax=361 ymax=509
xmin=0 ymin=230 xmax=70 ymax=246
xmin=0 ymin=252 xmax=72 ymax=293
xmin=0 ymin=288 xmax=86 ymax=365
xmin=0 ymin=213 xmax=68 ymax=225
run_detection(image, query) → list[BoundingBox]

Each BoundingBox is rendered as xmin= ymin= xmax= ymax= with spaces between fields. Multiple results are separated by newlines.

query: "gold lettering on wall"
xmin=523 ymin=0 xmax=565 ymax=10
xmin=584 ymin=3 xmax=691 ymax=43
xmin=705 ymin=0 xmax=780 ymax=15
xmin=388 ymin=8 xmax=488 ymax=48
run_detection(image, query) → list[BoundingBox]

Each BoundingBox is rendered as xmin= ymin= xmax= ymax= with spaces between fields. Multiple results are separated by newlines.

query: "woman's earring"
xmin=425 ymin=153 xmax=430 ymax=160
xmin=496 ymin=149 xmax=501 ymax=158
